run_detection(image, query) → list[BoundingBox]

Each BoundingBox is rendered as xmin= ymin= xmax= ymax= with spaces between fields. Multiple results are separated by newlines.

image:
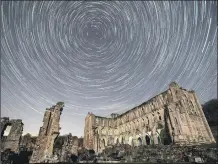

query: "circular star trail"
xmin=1 ymin=1 xmax=217 ymax=136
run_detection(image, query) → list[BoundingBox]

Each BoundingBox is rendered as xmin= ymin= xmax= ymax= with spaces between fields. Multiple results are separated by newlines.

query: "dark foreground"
xmin=1 ymin=144 xmax=217 ymax=164
xmin=19 ymin=162 xmax=217 ymax=164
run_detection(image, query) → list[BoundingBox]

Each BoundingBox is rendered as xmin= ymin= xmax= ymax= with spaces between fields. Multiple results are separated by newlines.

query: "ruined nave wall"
xmin=84 ymin=83 xmax=216 ymax=152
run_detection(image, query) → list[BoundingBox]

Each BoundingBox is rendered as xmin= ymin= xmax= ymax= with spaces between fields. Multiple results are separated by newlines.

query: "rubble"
xmin=80 ymin=144 xmax=217 ymax=163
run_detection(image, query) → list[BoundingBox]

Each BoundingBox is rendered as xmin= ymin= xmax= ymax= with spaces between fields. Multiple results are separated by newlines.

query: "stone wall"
xmin=83 ymin=113 xmax=95 ymax=150
xmin=83 ymin=82 xmax=216 ymax=153
xmin=20 ymin=134 xmax=37 ymax=151
xmin=58 ymin=134 xmax=79 ymax=162
xmin=1 ymin=117 xmax=24 ymax=153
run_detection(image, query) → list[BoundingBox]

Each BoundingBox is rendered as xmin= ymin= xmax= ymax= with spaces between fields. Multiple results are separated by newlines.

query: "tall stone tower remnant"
xmin=29 ymin=102 xmax=64 ymax=163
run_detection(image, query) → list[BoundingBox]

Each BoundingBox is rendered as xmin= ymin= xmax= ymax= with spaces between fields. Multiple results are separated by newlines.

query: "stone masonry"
xmin=59 ymin=133 xmax=79 ymax=162
xmin=29 ymin=102 xmax=64 ymax=163
xmin=20 ymin=133 xmax=37 ymax=151
xmin=1 ymin=117 xmax=24 ymax=153
xmin=83 ymin=82 xmax=216 ymax=153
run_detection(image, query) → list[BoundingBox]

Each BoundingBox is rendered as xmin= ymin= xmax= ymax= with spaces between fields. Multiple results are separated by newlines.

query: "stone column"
xmin=167 ymin=104 xmax=179 ymax=143
xmin=152 ymin=129 xmax=158 ymax=145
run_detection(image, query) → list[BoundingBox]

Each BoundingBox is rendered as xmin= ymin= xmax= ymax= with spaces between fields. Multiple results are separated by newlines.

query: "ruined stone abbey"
xmin=1 ymin=82 xmax=216 ymax=163
xmin=83 ymin=82 xmax=216 ymax=152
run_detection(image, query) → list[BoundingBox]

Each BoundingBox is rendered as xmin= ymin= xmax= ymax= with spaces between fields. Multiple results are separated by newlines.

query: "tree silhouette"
xmin=202 ymin=99 xmax=218 ymax=126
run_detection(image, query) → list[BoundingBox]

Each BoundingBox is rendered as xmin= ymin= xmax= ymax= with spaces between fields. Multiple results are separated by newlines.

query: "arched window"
xmin=2 ymin=124 xmax=12 ymax=137
xmin=175 ymin=117 xmax=178 ymax=125
xmin=101 ymin=139 xmax=105 ymax=148
xmin=138 ymin=137 xmax=142 ymax=146
xmin=157 ymin=112 xmax=161 ymax=120
xmin=146 ymin=126 xmax=149 ymax=132
xmin=116 ymin=138 xmax=119 ymax=144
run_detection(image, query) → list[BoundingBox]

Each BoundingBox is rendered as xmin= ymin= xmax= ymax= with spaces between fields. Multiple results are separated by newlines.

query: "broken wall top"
xmin=1 ymin=117 xmax=23 ymax=125
xmin=45 ymin=102 xmax=64 ymax=112
xmin=89 ymin=82 xmax=197 ymax=120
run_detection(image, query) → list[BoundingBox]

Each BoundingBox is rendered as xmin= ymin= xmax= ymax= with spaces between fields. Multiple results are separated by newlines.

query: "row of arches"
xmin=101 ymin=115 xmax=163 ymax=137
xmin=99 ymin=131 xmax=163 ymax=150
xmin=112 ymin=113 xmax=163 ymax=129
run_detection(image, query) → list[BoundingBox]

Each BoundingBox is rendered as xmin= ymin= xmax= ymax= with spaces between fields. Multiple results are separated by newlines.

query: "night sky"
xmin=1 ymin=1 xmax=217 ymax=136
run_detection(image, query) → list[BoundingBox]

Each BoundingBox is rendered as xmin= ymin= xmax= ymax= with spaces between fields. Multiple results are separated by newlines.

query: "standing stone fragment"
xmin=29 ymin=102 xmax=64 ymax=163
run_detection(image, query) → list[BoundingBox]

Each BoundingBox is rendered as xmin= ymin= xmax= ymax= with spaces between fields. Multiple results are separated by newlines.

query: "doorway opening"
xmin=145 ymin=135 xmax=150 ymax=145
xmin=138 ymin=137 xmax=142 ymax=146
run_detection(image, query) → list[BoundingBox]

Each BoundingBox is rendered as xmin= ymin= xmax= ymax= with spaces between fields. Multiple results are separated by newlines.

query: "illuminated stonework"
xmin=1 ymin=117 xmax=23 ymax=153
xmin=29 ymin=102 xmax=64 ymax=163
xmin=84 ymin=83 xmax=216 ymax=152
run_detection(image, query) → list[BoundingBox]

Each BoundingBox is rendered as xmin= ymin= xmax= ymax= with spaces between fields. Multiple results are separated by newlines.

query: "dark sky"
xmin=1 ymin=1 xmax=217 ymax=136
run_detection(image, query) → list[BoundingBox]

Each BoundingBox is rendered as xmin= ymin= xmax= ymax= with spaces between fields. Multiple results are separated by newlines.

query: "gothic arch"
xmin=145 ymin=134 xmax=151 ymax=145
xmin=1 ymin=122 xmax=12 ymax=137
xmin=116 ymin=138 xmax=119 ymax=144
xmin=146 ymin=116 xmax=149 ymax=125
xmin=137 ymin=137 xmax=142 ymax=146
xmin=119 ymin=136 xmax=124 ymax=144
xmin=101 ymin=139 xmax=106 ymax=149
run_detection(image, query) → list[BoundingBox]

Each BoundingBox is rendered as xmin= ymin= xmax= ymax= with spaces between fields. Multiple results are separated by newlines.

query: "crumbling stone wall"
xmin=1 ymin=117 xmax=23 ymax=153
xmin=20 ymin=134 xmax=37 ymax=151
xmin=58 ymin=134 xmax=79 ymax=162
xmin=29 ymin=102 xmax=64 ymax=163
xmin=84 ymin=82 xmax=216 ymax=153
xmin=78 ymin=137 xmax=84 ymax=150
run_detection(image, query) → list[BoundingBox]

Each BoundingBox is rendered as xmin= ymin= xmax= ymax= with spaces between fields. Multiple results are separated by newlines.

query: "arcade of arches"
xmin=97 ymin=129 xmax=164 ymax=152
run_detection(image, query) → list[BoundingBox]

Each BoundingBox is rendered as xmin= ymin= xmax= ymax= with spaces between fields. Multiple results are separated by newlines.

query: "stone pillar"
xmin=167 ymin=104 xmax=178 ymax=142
xmin=153 ymin=133 xmax=159 ymax=145
xmin=94 ymin=133 xmax=98 ymax=152
xmin=29 ymin=102 xmax=64 ymax=163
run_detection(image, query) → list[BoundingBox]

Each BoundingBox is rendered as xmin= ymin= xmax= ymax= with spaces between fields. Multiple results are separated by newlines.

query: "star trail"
xmin=1 ymin=1 xmax=217 ymax=136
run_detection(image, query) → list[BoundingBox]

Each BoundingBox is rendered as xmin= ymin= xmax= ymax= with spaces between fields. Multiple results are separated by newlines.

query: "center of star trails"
xmin=83 ymin=22 xmax=106 ymax=46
